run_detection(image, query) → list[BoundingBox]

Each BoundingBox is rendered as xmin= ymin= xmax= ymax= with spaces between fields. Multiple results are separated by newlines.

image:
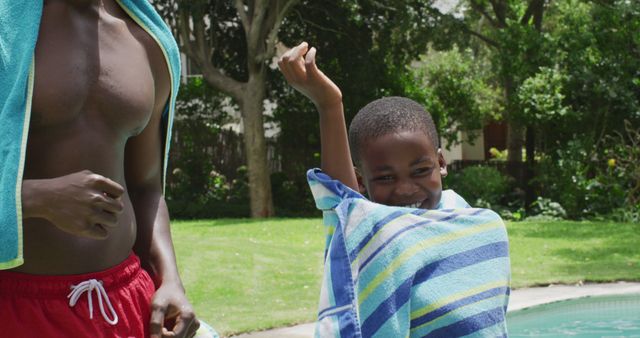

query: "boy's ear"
xmin=438 ymin=149 xmax=448 ymax=177
xmin=354 ymin=167 xmax=367 ymax=195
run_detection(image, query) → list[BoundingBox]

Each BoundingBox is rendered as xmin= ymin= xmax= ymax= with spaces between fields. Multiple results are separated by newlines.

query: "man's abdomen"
xmin=15 ymin=196 xmax=137 ymax=275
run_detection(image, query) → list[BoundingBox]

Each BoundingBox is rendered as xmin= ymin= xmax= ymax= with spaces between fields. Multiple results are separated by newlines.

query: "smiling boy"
xmin=279 ymin=42 xmax=510 ymax=337
xmin=278 ymin=43 xmax=468 ymax=210
xmin=348 ymin=96 xmax=466 ymax=210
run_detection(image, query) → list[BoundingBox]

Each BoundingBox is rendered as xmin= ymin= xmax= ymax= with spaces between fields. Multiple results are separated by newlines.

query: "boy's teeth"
xmin=404 ymin=202 xmax=421 ymax=208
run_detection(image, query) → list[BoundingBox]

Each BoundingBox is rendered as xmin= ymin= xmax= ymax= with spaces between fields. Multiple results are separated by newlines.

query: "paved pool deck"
xmin=230 ymin=281 xmax=640 ymax=338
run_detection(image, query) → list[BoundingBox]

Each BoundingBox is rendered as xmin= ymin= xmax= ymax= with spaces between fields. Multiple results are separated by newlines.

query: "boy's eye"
xmin=413 ymin=167 xmax=433 ymax=176
xmin=373 ymin=175 xmax=394 ymax=182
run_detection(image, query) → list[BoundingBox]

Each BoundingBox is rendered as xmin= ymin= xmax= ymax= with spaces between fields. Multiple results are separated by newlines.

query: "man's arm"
xmin=124 ymin=101 xmax=198 ymax=338
xmin=278 ymin=42 xmax=358 ymax=190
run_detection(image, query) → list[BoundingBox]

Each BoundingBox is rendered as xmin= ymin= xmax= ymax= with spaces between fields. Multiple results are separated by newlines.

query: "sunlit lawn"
xmin=507 ymin=220 xmax=640 ymax=288
xmin=172 ymin=218 xmax=325 ymax=336
xmin=172 ymin=218 xmax=640 ymax=336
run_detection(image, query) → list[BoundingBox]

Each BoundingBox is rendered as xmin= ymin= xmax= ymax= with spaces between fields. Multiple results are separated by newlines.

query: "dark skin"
xmin=15 ymin=0 xmax=198 ymax=337
xmin=358 ymin=131 xmax=447 ymax=209
xmin=278 ymin=43 xmax=447 ymax=208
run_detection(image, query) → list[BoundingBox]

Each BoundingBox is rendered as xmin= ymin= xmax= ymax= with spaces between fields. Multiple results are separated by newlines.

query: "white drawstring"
xmin=67 ymin=279 xmax=119 ymax=325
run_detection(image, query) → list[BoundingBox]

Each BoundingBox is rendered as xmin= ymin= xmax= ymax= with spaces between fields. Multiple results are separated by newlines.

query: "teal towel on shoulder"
xmin=0 ymin=1 xmax=43 ymax=270
xmin=0 ymin=0 xmax=180 ymax=269
xmin=307 ymin=169 xmax=511 ymax=337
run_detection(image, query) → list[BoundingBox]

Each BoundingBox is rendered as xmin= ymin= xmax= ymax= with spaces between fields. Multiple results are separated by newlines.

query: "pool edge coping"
xmin=508 ymin=281 xmax=640 ymax=312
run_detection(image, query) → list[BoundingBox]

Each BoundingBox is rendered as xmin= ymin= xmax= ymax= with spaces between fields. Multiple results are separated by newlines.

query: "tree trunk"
xmin=525 ymin=125 xmax=535 ymax=210
xmin=507 ymin=122 xmax=525 ymax=162
xmin=504 ymin=77 xmax=524 ymax=163
xmin=171 ymin=0 xmax=300 ymax=218
xmin=506 ymin=120 xmax=525 ymax=192
xmin=504 ymin=75 xmax=525 ymax=188
xmin=240 ymin=71 xmax=274 ymax=218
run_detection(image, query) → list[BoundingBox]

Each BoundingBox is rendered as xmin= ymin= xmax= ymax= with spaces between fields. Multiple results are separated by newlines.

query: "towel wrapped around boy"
xmin=308 ymin=169 xmax=511 ymax=337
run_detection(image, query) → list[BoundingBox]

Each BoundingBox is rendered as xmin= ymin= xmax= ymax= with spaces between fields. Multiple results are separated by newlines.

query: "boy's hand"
xmin=278 ymin=42 xmax=342 ymax=111
xmin=22 ymin=170 xmax=125 ymax=239
xmin=279 ymin=42 xmax=358 ymax=190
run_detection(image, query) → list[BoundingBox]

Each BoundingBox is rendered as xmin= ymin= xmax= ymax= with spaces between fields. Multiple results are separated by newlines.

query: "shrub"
xmin=532 ymin=139 xmax=592 ymax=218
xmin=602 ymin=120 xmax=640 ymax=208
xmin=167 ymin=166 xmax=250 ymax=219
xmin=527 ymin=197 xmax=567 ymax=220
xmin=271 ymin=172 xmax=316 ymax=217
xmin=445 ymin=166 xmax=512 ymax=208
xmin=533 ymin=122 xmax=638 ymax=220
xmin=610 ymin=204 xmax=640 ymax=223
xmin=167 ymin=166 xmax=319 ymax=219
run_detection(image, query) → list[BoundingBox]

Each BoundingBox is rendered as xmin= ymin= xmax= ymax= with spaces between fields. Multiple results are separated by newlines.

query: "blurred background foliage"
xmin=161 ymin=0 xmax=639 ymax=221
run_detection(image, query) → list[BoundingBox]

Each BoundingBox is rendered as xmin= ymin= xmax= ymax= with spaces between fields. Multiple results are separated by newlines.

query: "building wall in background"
xmin=442 ymin=129 xmax=485 ymax=162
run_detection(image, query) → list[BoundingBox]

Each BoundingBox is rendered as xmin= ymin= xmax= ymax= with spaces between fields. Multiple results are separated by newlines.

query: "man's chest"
xmin=31 ymin=1 xmax=170 ymax=134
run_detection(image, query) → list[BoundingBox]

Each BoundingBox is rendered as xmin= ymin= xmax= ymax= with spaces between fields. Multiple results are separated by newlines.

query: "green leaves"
xmin=406 ymin=47 xmax=499 ymax=147
xmin=517 ymin=67 xmax=569 ymax=123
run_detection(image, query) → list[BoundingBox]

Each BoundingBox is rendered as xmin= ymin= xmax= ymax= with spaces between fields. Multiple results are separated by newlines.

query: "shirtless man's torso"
xmin=2 ymin=0 xmax=199 ymax=336
xmin=17 ymin=0 xmax=169 ymax=275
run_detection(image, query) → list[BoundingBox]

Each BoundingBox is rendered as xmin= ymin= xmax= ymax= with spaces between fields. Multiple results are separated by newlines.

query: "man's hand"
xmin=149 ymin=283 xmax=199 ymax=338
xmin=22 ymin=170 xmax=124 ymax=239
xmin=278 ymin=42 xmax=343 ymax=111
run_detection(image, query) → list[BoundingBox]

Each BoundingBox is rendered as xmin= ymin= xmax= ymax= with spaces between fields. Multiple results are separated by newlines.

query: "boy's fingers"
xmin=280 ymin=46 xmax=295 ymax=63
xmin=295 ymin=43 xmax=310 ymax=70
xmin=278 ymin=59 xmax=298 ymax=84
xmin=289 ymin=41 xmax=308 ymax=58
xmin=304 ymin=47 xmax=319 ymax=77
xmin=289 ymin=58 xmax=307 ymax=83
xmin=279 ymin=42 xmax=306 ymax=65
xmin=285 ymin=43 xmax=309 ymax=81
xmin=278 ymin=48 xmax=299 ymax=80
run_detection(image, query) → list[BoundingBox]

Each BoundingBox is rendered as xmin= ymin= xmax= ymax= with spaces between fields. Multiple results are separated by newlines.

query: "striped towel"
xmin=307 ymin=169 xmax=510 ymax=337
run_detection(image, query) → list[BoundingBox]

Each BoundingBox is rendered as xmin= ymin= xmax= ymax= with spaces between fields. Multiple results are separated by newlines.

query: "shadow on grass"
xmin=509 ymin=222 xmax=639 ymax=256
xmin=509 ymin=221 xmax=640 ymax=285
xmin=550 ymin=242 xmax=639 ymax=272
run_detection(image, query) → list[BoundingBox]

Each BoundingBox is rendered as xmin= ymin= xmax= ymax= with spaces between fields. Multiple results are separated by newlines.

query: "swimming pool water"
xmin=507 ymin=294 xmax=640 ymax=337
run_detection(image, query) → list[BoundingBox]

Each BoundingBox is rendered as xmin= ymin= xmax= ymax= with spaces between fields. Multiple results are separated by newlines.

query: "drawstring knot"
xmin=67 ymin=279 xmax=118 ymax=325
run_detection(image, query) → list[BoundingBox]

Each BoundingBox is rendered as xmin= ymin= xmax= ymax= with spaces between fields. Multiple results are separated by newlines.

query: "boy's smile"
xmin=357 ymin=130 xmax=447 ymax=209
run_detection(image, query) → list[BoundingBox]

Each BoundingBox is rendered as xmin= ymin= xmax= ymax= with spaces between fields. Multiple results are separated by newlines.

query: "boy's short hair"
xmin=348 ymin=96 xmax=439 ymax=166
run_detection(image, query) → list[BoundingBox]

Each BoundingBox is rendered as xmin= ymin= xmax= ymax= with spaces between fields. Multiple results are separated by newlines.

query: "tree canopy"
xmin=156 ymin=0 xmax=639 ymax=219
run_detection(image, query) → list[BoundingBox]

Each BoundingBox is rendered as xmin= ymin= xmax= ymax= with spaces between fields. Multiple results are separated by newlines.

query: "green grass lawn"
xmin=171 ymin=218 xmax=640 ymax=336
xmin=507 ymin=220 xmax=640 ymax=288
xmin=171 ymin=218 xmax=325 ymax=336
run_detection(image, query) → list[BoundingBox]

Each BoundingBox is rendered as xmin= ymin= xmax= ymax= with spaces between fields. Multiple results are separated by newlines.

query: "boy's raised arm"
xmin=278 ymin=42 xmax=358 ymax=190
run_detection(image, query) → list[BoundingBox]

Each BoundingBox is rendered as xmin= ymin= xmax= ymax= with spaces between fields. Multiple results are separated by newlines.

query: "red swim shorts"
xmin=0 ymin=254 xmax=155 ymax=338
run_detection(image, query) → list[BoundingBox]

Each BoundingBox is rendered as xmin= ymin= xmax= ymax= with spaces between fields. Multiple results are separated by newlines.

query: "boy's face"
xmin=357 ymin=130 xmax=447 ymax=209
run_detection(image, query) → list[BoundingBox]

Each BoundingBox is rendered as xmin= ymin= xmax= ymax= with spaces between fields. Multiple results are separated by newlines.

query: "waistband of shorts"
xmin=0 ymin=253 xmax=144 ymax=297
